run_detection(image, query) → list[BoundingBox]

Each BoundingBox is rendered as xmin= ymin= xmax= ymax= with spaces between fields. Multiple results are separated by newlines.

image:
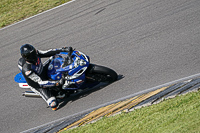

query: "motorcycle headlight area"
xmin=74 ymin=57 xmax=87 ymax=67
xmin=79 ymin=59 xmax=87 ymax=66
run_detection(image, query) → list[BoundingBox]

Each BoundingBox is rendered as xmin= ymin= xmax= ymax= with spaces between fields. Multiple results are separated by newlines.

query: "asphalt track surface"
xmin=0 ymin=0 xmax=200 ymax=132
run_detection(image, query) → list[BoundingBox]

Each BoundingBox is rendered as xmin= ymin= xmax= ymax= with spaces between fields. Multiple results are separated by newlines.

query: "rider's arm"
xmin=38 ymin=47 xmax=72 ymax=58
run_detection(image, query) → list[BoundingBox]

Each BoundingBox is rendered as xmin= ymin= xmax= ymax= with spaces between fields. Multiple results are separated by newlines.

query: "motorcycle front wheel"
xmin=86 ymin=64 xmax=118 ymax=83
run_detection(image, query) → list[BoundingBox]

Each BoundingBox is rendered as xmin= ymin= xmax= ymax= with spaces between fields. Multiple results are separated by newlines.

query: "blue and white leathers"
xmin=16 ymin=48 xmax=68 ymax=108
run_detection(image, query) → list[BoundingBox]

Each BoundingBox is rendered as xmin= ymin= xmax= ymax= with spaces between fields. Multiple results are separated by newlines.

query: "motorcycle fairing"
xmin=47 ymin=51 xmax=90 ymax=90
xmin=14 ymin=51 xmax=91 ymax=90
xmin=14 ymin=72 xmax=30 ymax=88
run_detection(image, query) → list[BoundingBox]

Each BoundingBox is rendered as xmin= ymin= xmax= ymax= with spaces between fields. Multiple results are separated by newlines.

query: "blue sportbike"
xmin=14 ymin=50 xmax=118 ymax=98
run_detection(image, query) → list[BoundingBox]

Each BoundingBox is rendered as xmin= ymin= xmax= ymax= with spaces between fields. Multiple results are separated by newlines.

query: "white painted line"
xmin=0 ymin=0 xmax=76 ymax=31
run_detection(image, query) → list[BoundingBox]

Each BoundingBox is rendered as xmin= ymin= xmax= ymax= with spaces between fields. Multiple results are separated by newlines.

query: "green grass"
xmin=0 ymin=0 xmax=71 ymax=28
xmin=62 ymin=90 xmax=200 ymax=133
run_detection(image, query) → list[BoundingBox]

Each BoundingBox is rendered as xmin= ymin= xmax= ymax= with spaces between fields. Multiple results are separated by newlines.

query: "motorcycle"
xmin=14 ymin=50 xmax=118 ymax=98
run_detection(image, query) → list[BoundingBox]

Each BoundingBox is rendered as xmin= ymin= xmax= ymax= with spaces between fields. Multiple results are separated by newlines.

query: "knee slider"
xmin=49 ymin=100 xmax=58 ymax=108
xmin=47 ymin=97 xmax=58 ymax=108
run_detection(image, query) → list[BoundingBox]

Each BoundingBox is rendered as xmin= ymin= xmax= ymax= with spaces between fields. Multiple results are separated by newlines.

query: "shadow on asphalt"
xmin=57 ymin=74 xmax=124 ymax=110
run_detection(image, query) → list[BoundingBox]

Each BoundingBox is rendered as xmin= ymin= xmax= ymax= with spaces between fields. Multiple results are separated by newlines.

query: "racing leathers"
xmin=18 ymin=47 xmax=71 ymax=108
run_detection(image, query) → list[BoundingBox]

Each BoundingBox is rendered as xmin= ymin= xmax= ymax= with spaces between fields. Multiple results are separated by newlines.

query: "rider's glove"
xmin=62 ymin=47 xmax=73 ymax=52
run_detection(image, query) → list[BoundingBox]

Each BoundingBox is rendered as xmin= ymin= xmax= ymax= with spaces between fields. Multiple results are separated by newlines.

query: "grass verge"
xmin=62 ymin=90 xmax=200 ymax=133
xmin=0 ymin=0 xmax=71 ymax=28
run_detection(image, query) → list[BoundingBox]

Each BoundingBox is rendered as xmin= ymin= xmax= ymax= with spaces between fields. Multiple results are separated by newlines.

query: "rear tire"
xmin=86 ymin=64 xmax=118 ymax=83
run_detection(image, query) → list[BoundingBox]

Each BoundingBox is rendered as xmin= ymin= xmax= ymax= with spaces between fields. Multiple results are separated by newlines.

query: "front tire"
xmin=86 ymin=64 xmax=118 ymax=83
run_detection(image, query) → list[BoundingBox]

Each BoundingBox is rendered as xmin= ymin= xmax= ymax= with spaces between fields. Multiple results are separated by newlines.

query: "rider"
xmin=19 ymin=44 xmax=73 ymax=110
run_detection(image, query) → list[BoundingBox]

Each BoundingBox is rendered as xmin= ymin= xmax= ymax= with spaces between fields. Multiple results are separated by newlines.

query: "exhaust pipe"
xmin=22 ymin=91 xmax=41 ymax=98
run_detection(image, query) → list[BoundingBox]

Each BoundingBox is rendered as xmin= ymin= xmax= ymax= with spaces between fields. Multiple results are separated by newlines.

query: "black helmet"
xmin=20 ymin=44 xmax=38 ymax=64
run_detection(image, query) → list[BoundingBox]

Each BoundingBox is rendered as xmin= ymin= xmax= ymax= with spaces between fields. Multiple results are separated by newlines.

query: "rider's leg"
xmin=30 ymin=87 xmax=58 ymax=109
